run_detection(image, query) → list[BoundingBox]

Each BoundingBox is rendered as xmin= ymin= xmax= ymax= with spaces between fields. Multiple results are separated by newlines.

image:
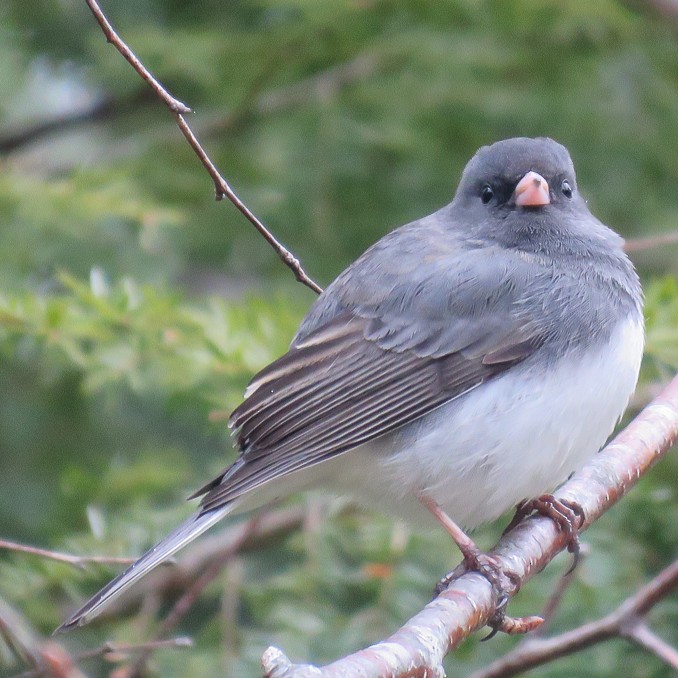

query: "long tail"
xmin=55 ymin=504 xmax=233 ymax=632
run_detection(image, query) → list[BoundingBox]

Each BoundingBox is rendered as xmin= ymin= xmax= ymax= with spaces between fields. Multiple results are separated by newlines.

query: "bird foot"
xmin=434 ymin=547 xmax=513 ymax=596
xmin=420 ymin=495 xmax=532 ymax=638
xmin=433 ymin=546 xmax=540 ymax=640
xmin=504 ymin=495 xmax=585 ymax=573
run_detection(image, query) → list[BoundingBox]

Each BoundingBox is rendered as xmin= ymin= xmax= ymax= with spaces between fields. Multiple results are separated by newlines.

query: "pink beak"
xmin=514 ymin=171 xmax=550 ymax=207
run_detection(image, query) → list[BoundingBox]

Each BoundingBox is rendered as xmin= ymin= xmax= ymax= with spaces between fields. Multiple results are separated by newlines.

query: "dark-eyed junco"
xmin=58 ymin=137 xmax=643 ymax=631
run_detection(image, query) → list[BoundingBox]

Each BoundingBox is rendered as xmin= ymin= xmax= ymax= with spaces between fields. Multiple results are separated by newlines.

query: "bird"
xmin=57 ymin=137 xmax=644 ymax=632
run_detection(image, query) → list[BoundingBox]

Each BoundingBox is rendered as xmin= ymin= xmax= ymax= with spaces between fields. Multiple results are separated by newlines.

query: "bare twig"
xmin=0 ymin=96 xmax=116 ymax=155
xmin=0 ymin=539 xmax=135 ymax=568
xmin=9 ymin=638 xmax=192 ymax=678
xmin=528 ymin=544 xmax=589 ymax=638
xmin=632 ymin=0 xmax=678 ymax=23
xmin=0 ymin=596 xmax=86 ymax=678
xmin=624 ymin=231 xmax=678 ymax=253
xmin=84 ymin=0 xmax=322 ymax=295
xmin=623 ymin=621 xmax=678 ymax=669
xmin=261 ymin=371 xmax=678 ymax=677
xmin=75 ymin=636 xmax=193 ymax=661
xmin=0 ymin=595 xmax=44 ymax=669
xmin=468 ymin=559 xmax=678 ymax=678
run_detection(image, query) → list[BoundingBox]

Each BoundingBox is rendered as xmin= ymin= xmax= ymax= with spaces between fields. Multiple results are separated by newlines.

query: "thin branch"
xmin=85 ymin=1 xmax=190 ymax=114
xmin=0 ymin=539 xmax=135 ymax=568
xmin=0 ymin=596 xmax=86 ymax=678
xmin=84 ymin=0 xmax=322 ymax=295
xmin=531 ymin=544 xmax=589 ymax=637
xmin=623 ymin=622 xmax=678 ymax=670
xmin=75 ymin=636 xmax=193 ymax=662
xmin=468 ymin=559 xmax=678 ymax=678
xmin=261 ymin=371 xmax=678 ymax=677
xmin=634 ymin=0 xmax=678 ymax=24
xmin=624 ymin=231 xmax=678 ymax=253
xmin=0 ymin=596 xmax=44 ymax=669
xmin=0 ymin=96 xmax=116 ymax=155
xmin=1 ymin=53 xmax=378 ymax=165
xmin=9 ymin=639 xmax=193 ymax=678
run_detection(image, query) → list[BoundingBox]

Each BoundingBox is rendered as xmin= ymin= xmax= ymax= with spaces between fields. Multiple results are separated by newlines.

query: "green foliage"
xmin=0 ymin=1 xmax=677 ymax=676
xmin=645 ymin=276 xmax=678 ymax=370
xmin=0 ymin=275 xmax=301 ymax=542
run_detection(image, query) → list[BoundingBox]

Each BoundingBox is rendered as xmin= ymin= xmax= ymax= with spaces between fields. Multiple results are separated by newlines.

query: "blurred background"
xmin=0 ymin=1 xmax=677 ymax=676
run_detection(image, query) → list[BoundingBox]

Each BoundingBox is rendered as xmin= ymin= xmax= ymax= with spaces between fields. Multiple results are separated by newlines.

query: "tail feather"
xmin=55 ymin=504 xmax=233 ymax=632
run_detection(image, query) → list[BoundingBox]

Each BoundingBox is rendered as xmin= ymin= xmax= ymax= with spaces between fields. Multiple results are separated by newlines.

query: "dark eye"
xmin=481 ymin=185 xmax=494 ymax=204
xmin=561 ymin=180 xmax=573 ymax=199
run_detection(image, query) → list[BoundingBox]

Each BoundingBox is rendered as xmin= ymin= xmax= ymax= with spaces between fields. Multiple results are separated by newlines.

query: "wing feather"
xmin=197 ymin=313 xmax=538 ymax=513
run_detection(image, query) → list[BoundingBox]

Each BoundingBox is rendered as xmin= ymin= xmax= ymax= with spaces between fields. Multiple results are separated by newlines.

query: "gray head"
xmin=458 ymin=135 xmax=574 ymax=190
xmin=450 ymin=137 xmax=608 ymax=251
xmin=453 ymin=137 xmax=577 ymax=206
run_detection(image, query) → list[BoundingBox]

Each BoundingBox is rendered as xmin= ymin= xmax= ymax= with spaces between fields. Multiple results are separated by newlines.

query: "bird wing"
xmin=58 ymin=216 xmax=553 ymax=631
xmin=197 ymin=238 xmax=548 ymax=512
xmin=59 ymin=301 xmax=541 ymax=631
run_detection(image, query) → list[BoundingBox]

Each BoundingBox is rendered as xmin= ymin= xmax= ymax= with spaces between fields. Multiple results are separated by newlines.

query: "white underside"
xmin=246 ymin=317 xmax=644 ymax=531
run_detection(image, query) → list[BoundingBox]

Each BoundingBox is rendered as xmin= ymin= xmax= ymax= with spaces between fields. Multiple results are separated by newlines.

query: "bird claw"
xmin=435 ymin=554 xmax=538 ymax=641
xmin=505 ymin=495 xmax=585 ymax=573
xmin=422 ymin=495 xmax=525 ymax=638
xmin=434 ymin=544 xmax=518 ymax=595
xmin=435 ymin=549 xmax=524 ymax=640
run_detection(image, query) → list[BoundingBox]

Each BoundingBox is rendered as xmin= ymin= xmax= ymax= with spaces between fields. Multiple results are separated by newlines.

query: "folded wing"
xmin=196 ymin=309 xmax=543 ymax=512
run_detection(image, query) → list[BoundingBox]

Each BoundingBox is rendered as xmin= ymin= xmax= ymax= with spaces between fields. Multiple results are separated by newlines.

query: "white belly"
xmin=327 ymin=317 xmax=644 ymax=530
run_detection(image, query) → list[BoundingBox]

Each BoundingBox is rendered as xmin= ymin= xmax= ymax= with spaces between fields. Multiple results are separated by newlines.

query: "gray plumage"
xmin=57 ymin=137 xmax=643 ymax=631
